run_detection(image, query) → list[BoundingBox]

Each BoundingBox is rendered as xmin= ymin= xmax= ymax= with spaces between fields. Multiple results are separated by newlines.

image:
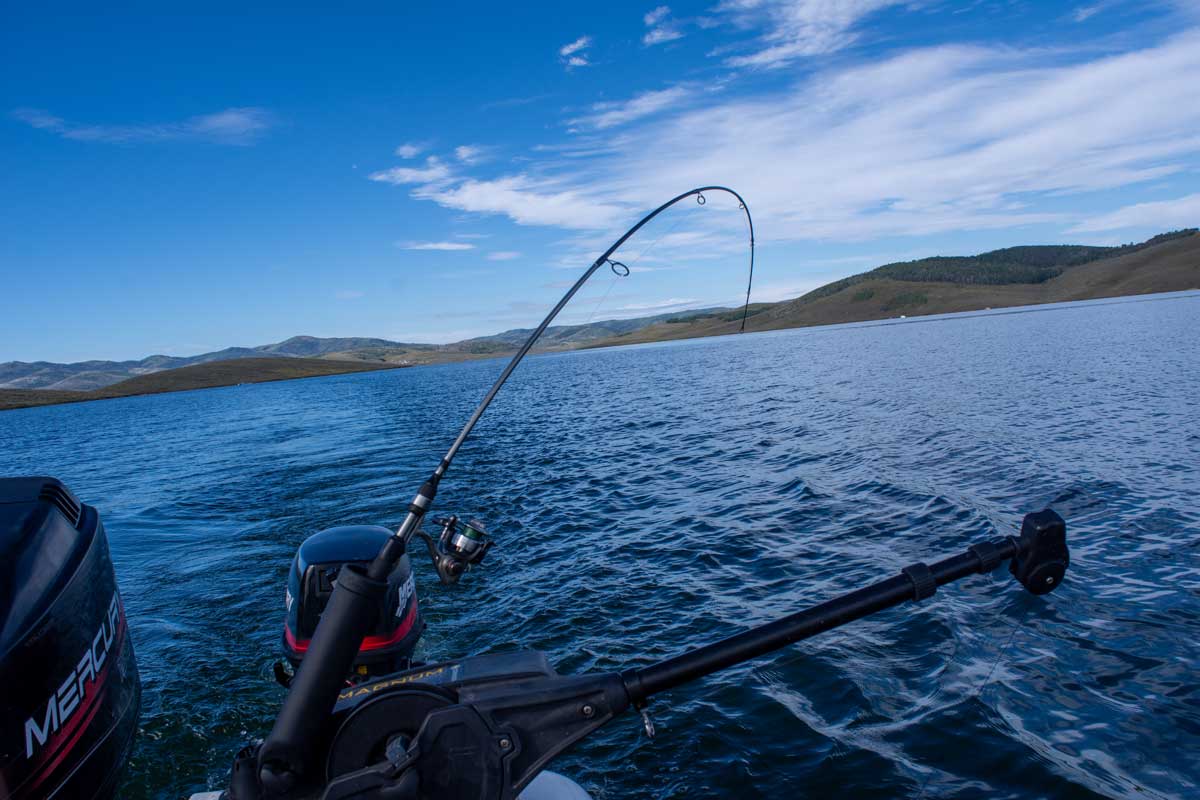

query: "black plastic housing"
xmin=1010 ymin=509 xmax=1069 ymax=595
xmin=0 ymin=477 xmax=141 ymax=800
xmin=283 ymin=526 xmax=423 ymax=676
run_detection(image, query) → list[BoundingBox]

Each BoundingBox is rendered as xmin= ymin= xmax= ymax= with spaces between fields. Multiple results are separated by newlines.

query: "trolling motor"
xmin=274 ymin=516 xmax=495 ymax=689
xmin=278 ymin=526 xmax=426 ymax=686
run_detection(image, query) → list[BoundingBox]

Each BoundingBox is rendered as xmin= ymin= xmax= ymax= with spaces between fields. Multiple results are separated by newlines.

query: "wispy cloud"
xmin=572 ymin=86 xmax=694 ymax=129
xmin=11 ymin=106 xmax=274 ymax=145
xmin=481 ymin=94 xmax=551 ymax=110
xmin=1069 ymin=193 xmax=1200 ymax=232
xmin=398 ymin=241 xmax=476 ymax=251
xmin=718 ymin=0 xmax=903 ymax=69
xmin=370 ymin=32 xmax=1200 ymax=244
xmin=454 ymin=144 xmax=489 ymax=164
xmin=415 ymin=176 xmax=625 ymax=229
xmin=335 ymin=289 xmax=366 ymax=300
xmin=368 ymin=156 xmax=452 ymax=186
xmin=487 ymin=251 xmax=522 ymax=261
xmin=394 ymin=142 xmax=424 ymax=158
xmin=644 ymin=6 xmax=684 ymax=45
xmin=559 ymin=35 xmax=593 ymax=69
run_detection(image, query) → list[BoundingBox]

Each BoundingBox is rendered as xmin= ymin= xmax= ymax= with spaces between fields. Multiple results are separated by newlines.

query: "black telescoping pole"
xmin=622 ymin=536 xmax=1021 ymax=706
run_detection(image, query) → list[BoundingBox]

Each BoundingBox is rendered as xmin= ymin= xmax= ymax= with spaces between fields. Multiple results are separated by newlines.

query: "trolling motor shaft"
xmin=623 ymin=509 xmax=1068 ymax=705
xmin=300 ymin=510 xmax=1068 ymax=800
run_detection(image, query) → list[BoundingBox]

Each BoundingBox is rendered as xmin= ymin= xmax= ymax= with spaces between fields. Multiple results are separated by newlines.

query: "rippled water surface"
xmin=3 ymin=293 xmax=1199 ymax=799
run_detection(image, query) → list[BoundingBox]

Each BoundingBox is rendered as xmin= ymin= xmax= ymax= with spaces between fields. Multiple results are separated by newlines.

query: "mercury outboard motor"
xmin=0 ymin=477 xmax=141 ymax=800
xmin=282 ymin=526 xmax=423 ymax=681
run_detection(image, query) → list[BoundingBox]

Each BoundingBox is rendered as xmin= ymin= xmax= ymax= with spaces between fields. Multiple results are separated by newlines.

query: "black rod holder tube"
xmin=623 ymin=537 xmax=1018 ymax=705
xmin=256 ymin=565 xmax=388 ymax=791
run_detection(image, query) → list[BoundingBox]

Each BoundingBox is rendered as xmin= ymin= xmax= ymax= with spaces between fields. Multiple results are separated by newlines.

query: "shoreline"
xmin=4 ymin=287 xmax=1197 ymax=413
xmin=0 ymin=359 xmax=407 ymax=412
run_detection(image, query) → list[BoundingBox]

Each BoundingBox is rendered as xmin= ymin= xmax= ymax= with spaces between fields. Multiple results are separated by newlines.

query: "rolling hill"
xmin=0 ymin=358 xmax=404 ymax=411
xmin=587 ymin=229 xmax=1200 ymax=347
xmin=2 ymin=228 xmax=1196 ymax=410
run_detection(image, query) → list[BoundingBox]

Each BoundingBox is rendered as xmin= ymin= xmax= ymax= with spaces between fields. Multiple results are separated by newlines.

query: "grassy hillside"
xmin=590 ymin=231 xmax=1200 ymax=347
xmin=802 ymin=229 xmax=1196 ymax=301
xmin=0 ymin=357 xmax=404 ymax=411
xmin=4 ymin=229 xmax=1196 ymax=409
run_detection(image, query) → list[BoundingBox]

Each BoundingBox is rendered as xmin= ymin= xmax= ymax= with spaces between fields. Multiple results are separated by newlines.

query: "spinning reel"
xmin=416 ymin=516 xmax=493 ymax=585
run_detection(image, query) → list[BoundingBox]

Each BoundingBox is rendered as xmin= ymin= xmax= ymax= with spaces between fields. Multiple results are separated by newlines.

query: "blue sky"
xmin=3 ymin=1 xmax=1198 ymax=363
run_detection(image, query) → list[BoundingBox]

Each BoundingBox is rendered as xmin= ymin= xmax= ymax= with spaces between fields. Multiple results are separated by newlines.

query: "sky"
xmin=2 ymin=0 xmax=1199 ymax=363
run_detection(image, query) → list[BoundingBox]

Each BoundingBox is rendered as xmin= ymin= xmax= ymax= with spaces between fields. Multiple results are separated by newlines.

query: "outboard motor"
xmin=0 ymin=477 xmax=141 ymax=800
xmin=282 ymin=526 xmax=423 ymax=681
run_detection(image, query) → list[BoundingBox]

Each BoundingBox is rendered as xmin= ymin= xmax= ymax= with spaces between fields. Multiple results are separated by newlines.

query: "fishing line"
xmin=580 ymin=266 xmax=623 ymax=328
xmin=578 ymin=195 xmax=725 ymax=328
xmin=913 ymin=603 xmax=1030 ymax=799
xmin=583 ymin=194 xmax=749 ymax=329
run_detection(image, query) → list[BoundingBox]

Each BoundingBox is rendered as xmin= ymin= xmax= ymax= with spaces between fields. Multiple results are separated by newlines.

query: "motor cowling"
xmin=0 ymin=477 xmax=141 ymax=800
xmin=283 ymin=526 xmax=423 ymax=680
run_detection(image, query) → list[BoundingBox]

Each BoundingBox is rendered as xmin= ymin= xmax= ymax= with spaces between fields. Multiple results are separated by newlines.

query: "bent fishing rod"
xmin=256 ymin=186 xmax=756 ymax=788
xmin=231 ymin=187 xmax=1070 ymax=800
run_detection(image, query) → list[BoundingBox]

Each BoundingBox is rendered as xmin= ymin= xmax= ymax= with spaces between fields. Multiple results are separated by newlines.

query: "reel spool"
xmin=417 ymin=516 xmax=494 ymax=585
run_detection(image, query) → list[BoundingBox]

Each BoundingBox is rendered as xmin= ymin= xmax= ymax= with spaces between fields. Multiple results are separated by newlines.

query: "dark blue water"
xmin=3 ymin=293 xmax=1198 ymax=799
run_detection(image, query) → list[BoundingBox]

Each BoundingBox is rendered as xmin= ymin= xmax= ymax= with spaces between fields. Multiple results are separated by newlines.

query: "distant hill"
xmin=0 ymin=312 xmax=721 ymax=390
xmin=2 ymin=229 xmax=1196 ymax=398
xmin=0 ymin=337 xmax=434 ymax=391
xmin=592 ymin=229 xmax=1200 ymax=347
xmin=0 ymin=358 xmax=403 ymax=411
xmin=801 ymin=229 xmax=1197 ymax=302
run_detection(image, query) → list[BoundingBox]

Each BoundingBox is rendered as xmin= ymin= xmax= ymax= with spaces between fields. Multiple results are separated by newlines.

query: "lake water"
xmin=2 ymin=292 xmax=1198 ymax=799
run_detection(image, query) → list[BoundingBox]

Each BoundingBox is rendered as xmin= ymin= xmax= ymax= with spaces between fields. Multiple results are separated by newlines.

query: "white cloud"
xmin=371 ymin=33 xmax=1200 ymax=244
xmin=615 ymin=296 xmax=698 ymax=311
xmin=560 ymin=36 xmax=593 ymax=68
xmin=752 ymin=280 xmax=829 ymax=302
xmin=11 ymin=106 xmax=274 ymax=145
xmin=394 ymin=142 xmax=423 ymax=158
xmin=398 ymin=241 xmax=476 ymax=251
xmin=573 ymin=86 xmax=693 ymax=129
xmin=719 ymin=0 xmax=903 ymax=69
xmin=368 ymin=156 xmax=452 ymax=186
xmin=645 ymin=6 xmax=670 ymax=26
xmin=487 ymin=251 xmax=522 ymax=260
xmin=416 ymin=176 xmax=626 ymax=229
xmin=12 ymin=108 xmax=66 ymax=130
xmin=1068 ymin=193 xmax=1200 ymax=232
xmin=560 ymin=36 xmax=591 ymax=56
xmin=455 ymin=144 xmax=488 ymax=164
xmin=643 ymin=5 xmax=684 ymax=45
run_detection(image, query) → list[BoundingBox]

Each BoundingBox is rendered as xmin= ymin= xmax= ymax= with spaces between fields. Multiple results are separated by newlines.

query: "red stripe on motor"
xmin=285 ymin=599 xmax=418 ymax=654
xmin=25 ymin=607 xmax=128 ymax=794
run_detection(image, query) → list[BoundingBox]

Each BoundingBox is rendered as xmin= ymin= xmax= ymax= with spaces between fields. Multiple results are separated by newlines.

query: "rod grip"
xmin=257 ymin=565 xmax=386 ymax=793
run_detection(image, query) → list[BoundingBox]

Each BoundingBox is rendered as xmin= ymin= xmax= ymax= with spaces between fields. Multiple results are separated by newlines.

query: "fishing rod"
xmin=256 ymin=187 xmax=756 ymax=791
xmin=223 ymin=188 xmax=1068 ymax=800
